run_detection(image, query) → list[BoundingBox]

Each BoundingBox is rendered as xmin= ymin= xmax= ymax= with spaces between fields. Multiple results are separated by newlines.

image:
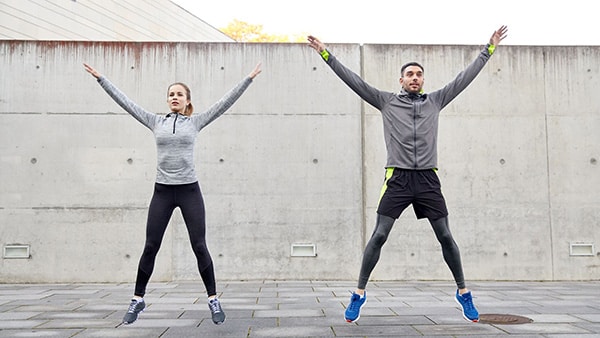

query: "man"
xmin=307 ymin=25 xmax=508 ymax=323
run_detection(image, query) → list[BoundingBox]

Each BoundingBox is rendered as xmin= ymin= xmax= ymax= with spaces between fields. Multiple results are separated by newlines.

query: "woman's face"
xmin=167 ymin=84 xmax=190 ymax=113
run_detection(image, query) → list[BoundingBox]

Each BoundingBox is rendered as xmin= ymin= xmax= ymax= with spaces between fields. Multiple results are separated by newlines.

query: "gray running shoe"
xmin=122 ymin=298 xmax=145 ymax=324
xmin=208 ymin=298 xmax=226 ymax=325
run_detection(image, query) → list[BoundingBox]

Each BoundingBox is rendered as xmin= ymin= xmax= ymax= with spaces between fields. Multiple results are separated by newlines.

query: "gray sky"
xmin=172 ymin=0 xmax=599 ymax=45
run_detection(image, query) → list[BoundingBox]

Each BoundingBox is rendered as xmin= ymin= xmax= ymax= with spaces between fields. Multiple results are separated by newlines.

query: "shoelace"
xmin=347 ymin=292 xmax=362 ymax=311
xmin=209 ymin=299 xmax=222 ymax=313
xmin=127 ymin=300 xmax=141 ymax=313
xmin=461 ymin=294 xmax=475 ymax=311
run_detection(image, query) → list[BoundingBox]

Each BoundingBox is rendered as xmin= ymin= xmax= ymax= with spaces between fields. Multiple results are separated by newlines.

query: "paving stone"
xmin=0 ymin=329 xmax=81 ymax=337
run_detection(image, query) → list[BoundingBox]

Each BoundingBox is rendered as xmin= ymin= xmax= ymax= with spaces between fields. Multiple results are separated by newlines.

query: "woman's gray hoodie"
xmin=96 ymin=76 xmax=253 ymax=184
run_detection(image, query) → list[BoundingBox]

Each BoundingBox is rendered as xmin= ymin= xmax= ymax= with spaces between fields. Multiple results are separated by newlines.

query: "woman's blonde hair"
xmin=167 ymin=82 xmax=194 ymax=116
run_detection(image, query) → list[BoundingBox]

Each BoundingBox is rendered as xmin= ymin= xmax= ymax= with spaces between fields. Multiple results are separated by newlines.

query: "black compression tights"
xmin=358 ymin=215 xmax=465 ymax=290
xmin=134 ymin=182 xmax=216 ymax=298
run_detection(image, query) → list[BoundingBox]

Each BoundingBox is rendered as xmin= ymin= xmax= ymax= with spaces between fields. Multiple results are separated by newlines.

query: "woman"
xmin=83 ymin=62 xmax=261 ymax=325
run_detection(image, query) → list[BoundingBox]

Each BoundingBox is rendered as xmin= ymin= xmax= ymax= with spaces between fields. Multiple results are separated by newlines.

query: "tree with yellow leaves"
xmin=220 ymin=19 xmax=305 ymax=42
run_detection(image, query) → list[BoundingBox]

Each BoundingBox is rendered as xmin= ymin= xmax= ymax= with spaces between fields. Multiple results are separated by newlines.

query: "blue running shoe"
xmin=344 ymin=291 xmax=366 ymax=323
xmin=455 ymin=290 xmax=479 ymax=322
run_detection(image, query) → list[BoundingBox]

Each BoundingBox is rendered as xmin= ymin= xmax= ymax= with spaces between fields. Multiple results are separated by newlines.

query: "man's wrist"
xmin=320 ymin=49 xmax=330 ymax=61
xmin=486 ymin=43 xmax=496 ymax=55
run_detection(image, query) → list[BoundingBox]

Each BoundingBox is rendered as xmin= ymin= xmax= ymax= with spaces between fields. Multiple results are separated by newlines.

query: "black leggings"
xmin=358 ymin=214 xmax=465 ymax=290
xmin=134 ymin=182 xmax=216 ymax=298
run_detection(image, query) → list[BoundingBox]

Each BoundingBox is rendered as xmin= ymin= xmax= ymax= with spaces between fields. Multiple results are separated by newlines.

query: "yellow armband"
xmin=487 ymin=43 xmax=496 ymax=55
xmin=320 ymin=49 xmax=330 ymax=61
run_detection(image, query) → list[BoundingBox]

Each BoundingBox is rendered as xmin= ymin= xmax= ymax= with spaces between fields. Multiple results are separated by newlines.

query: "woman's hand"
xmin=249 ymin=62 xmax=262 ymax=79
xmin=83 ymin=63 xmax=101 ymax=79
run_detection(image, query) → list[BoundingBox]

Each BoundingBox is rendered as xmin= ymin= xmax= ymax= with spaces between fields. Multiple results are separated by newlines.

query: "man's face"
xmin=399 ymin=66 xmax=424 ymax=94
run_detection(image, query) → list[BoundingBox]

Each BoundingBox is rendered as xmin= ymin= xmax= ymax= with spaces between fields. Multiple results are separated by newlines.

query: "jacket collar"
xmin=397 ymin=88 xmax=426 ymax=100
xmin=166 ymin=112 xmax=188 ymax=118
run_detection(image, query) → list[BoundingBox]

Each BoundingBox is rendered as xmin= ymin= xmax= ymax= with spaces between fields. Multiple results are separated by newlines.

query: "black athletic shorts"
xmin=376 ymin=167 xmax=448 ymax=220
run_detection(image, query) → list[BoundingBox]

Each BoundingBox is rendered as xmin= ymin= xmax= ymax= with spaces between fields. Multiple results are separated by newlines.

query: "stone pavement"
xmin=0 ymin=280 xmax=599 ymax=337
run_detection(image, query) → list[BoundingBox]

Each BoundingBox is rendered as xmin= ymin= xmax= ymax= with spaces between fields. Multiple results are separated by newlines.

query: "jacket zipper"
xmin=172 ymin=113 xmax=178 ymax=134
xmin=412 ymin=101 xmax=418 ymax=168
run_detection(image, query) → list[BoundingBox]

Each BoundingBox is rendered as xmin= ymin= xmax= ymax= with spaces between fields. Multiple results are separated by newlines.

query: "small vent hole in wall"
xmin=569 ymin=243 xmax=594 ymax=256
xmin=3 ymin=244 xmax=31 ymax=259
xmin=290 ymin=243 xmax=317 ymax=257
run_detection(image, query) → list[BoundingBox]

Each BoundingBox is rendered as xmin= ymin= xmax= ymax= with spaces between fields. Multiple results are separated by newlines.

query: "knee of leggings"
xmin=438 ymin=234 xmax=458 ymax=249
xmin=436 ymin=230 xmax=452 ymax=243
xmin=142 ymin=241 xmax=161 ymax=255
xmin=191 ymin=242 xmax=209 ymax=256
xmin=370 ymin=231 xmax=389 ymax=247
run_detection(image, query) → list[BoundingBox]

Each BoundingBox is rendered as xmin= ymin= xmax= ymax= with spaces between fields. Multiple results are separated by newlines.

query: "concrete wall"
xmin=0 ymin=41 xmax=598 ymax=283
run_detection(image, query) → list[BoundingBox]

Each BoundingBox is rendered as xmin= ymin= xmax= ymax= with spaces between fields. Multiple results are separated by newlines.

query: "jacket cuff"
xmin=320 ymin=49 xmax=330 ymax=61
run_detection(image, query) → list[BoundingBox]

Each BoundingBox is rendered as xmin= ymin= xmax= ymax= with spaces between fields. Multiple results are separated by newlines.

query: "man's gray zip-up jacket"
xmin=96 ymin=76 xmax=253 ymax=185
xmin=322 ymin=46 xmax=493 ymax=170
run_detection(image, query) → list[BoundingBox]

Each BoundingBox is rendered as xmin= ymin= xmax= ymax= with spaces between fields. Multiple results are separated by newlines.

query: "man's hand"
xmin=490 ymin=25 xmax=508 ymax=46
xmin=307 ymin=35 xmax=326 ymax=53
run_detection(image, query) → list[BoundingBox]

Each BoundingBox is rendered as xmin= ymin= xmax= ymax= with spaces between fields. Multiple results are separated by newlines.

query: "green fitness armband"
xmin=320 ymin=49 xmax=330 ymax=61
xmin=487 ymin=44 xmax=496 ymax=55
